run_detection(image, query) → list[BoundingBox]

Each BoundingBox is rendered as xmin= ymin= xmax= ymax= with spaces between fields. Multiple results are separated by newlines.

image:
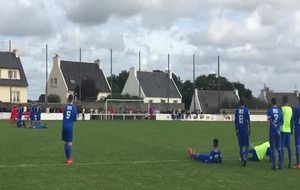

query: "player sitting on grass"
xmin=188 ymin=138 xmax=222 ymax=163
xmin=246 ymin=141 xmax=270 ymax=161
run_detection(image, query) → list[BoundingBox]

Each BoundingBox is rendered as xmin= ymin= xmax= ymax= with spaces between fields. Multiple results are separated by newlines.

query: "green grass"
xmin=0 ymin=120 xmax=299 ymax=190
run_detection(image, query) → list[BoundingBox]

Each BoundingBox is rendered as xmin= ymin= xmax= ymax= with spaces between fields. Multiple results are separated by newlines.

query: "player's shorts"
xmin=269 ymin=132 xmax=281 ymax=150
xmin=237 ymin=130 xmax=249 ymax=147
xmin=280 ymin=132 xmax=291 ymax=147
xmin=62 ymin=127 xmax=73 ymax=142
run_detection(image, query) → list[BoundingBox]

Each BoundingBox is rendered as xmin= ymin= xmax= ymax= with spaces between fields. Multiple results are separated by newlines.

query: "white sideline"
xmin=0 ymin=159 xmax=188 ymax=168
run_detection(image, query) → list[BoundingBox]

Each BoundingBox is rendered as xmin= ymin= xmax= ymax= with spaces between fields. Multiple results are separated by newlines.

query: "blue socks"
xmin=296 ymin=145 xmax=300 ymax=165
xmin=64 ymin=144 xmax=72 ymax=160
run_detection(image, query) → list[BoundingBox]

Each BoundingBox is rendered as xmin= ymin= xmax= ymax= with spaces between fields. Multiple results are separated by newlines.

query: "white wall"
xmin=144 ymin=97 xmax=182 ymax=103
xmin=47 ymin=55 xmax=68 ymax=103
xmin=121 ymin=67 xmax=145 ymax=98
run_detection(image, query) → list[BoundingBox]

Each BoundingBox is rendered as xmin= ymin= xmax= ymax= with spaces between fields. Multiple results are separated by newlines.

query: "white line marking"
xmin=0 ymin=159 xmax=188 ymax=168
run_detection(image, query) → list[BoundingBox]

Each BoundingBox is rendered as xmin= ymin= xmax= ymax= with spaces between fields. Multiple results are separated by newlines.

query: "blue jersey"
xmin=62 ymin=104 xmax=77 ymax=129
xmin=208 ymin=150 xmax=222 ymax=163
xmin=235 ymin=106 xmax=250 ymax=131
xmin=17 ymin=107 xmax=23 ymax=120
xmin=294 ymin=107 xmax=300 ymax=135
xmin=36 ymin=106 xmax=42 ymax=120
xmin=267 ymin=106 xmax=283 ymax=134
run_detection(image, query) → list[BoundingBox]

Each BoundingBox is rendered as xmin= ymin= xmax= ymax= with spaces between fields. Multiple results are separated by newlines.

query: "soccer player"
xmin=247 ymin=141 xmax=270 ymax=162
xmin=16 ymin=105 xmax=25 ymax=128
xmin=267 ymin=97 xmax=283 ymax=170
xmin=281 ymin=95 xmax=293 ymax=168
xmin=30 ymin=104 xmax=36 ymax=128
xmin=36 ymin=104 xmax=42 ymax=126
xmin=234 ymin=99 xmax=250 ymax=166
xmin=293 ymin=97 xmax=300 ymax=168
xmin=188 ymin=138 xmax=222 ymax=163
xmin=62 ymin=94 xmax=77 ymax=164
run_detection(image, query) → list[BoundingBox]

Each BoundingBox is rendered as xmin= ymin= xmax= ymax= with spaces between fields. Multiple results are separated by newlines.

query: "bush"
xmin=47 ymin=94 xmax=61 ymax=103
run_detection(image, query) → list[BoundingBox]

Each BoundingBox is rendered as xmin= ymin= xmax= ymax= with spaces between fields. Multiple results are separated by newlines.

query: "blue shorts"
xmin=238 ymin=130 xmax=249 ymax=147
xmin=281 ymin=132 xmax=291 ymax=147
xmin=62 ymin=127 xmax=73 ymax=142
xmin=269 ymin=132 xmax=281 ymax=149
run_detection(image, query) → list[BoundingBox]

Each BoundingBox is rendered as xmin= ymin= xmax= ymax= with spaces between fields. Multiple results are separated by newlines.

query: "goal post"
xmin=105 ymin=99 xmax=150 ymax=120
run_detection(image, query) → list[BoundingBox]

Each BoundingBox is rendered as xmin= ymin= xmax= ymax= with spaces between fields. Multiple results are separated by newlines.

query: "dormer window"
xmin=70 ymin=78 xmax=76 ymax=84
xmin=8 ymin=70 xmax=17 ymax=79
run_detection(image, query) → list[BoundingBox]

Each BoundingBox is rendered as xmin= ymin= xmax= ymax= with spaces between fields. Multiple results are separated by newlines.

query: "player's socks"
xmin=64 ymin=144 xmax=72 ymax=160
xmin=287 ymin=146 xmax=292 ymax=168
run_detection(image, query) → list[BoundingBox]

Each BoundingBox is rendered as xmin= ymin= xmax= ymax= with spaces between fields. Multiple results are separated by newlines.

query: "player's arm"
xmin=73 ymin=106 xmax=77 ymax=122
xmin=247 ymin=110 xmax=251 ymax=136
xmin=234 ymin=109 xmax=238 ymax=136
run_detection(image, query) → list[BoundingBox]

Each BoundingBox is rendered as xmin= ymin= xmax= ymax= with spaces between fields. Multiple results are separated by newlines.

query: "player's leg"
xmin=237 ymin=133 xmax=244 ymax=163
xmin=295 ymin=132 xmax=300 ymax=168
xmin=277 ymin=134 xmax=283 ymax=170
xmin=196 ymin=154 xmax=210 ymax=163
xmin=269 ymin=134 xmax=277 ymax=169
xmin=280 ymin=132 xmax=286 ymax=166
xmin=285 ymin=134 xmax=292 ymax=168
xmin=62 ymin=128 xmax=73 ymax=164
xmin=243 ymin=132 xmax=250 ymax=166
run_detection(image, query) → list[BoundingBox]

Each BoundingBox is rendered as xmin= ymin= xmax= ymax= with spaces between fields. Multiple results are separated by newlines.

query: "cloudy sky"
xmin=1 ymin=0 xmax=300 ymax=99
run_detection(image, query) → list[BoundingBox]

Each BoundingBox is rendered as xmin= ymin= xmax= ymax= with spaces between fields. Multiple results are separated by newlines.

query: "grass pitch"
xmin=0 ymin=120 xmax=299 ymax=190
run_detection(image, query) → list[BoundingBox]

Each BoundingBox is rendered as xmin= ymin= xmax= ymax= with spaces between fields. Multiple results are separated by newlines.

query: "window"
xmin=11 ymin=91 xmax=20 ymax=103
xmin=54 ymin=78 xmax=57 ymax=85
xmin=70 ymin=78 xmax=76 ymax=84
xmin=8 ymin=70 xmax=17 ymax=79
xmin=51 ymin=78 xmax=53 ymax=85
xmin=149 ymin=100 xmax=153 ymax=103
xmin=173 ymin=100 xmax=178 ymax=103
xmin=161 ymin=99 xmax=166 ymax=103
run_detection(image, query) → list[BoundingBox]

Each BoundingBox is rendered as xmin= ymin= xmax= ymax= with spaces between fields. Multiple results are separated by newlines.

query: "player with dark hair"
xmin=293 ymin=96 xmax=300 ymax=168
xmin=188 ymin=138 xmax=222 ymax=163
xmin=16 ymin=105 xmax=24 ymax=127
xmin=281 ymin=95 xmax=293 ymax=168
xmin=62 ymin=94 xmax=77 ymax=164
xmin=267 ymin=97 xmax=283 ymax=170
xmin=235 ymin=99 xmax=251 ymax=166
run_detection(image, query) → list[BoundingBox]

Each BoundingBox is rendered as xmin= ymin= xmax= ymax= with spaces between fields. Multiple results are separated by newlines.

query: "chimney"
xmin=12 ymin=49 xmax=19 ymax=58
xmin=165 ymin=70 xmax=172 ymax=79
xmin=95 ymin=59 xmax=102 ymax=69
xmin=53 ymin=54 xmax=61 ymax=68
xmin=130 ymin=67 xmax=137 ymax=77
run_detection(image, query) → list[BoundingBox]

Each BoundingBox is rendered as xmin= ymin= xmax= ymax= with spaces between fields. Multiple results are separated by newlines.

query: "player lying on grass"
xmin=246 ymin=141 xmax=270 ymax=161
xmin=188 ymin=138 xmax=222 ymax=163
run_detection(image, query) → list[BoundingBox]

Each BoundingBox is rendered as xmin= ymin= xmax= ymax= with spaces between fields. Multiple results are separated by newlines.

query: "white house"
xmin=47 ymin=55 xmax=111 ymax=103
xmin=0 ymin=50 xmax=28 ymax=103
xmin=121 ymin=67 xmax=182 ymax=103
xmin=190 ymin=89 xmax=239 ymax=113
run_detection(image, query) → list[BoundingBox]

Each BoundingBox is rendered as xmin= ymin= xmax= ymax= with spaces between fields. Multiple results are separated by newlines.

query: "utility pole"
xmin=217 ymin=56 xmax=220 ymax=113
xmin=110 ymin=48 xmax=113 ymax=99
xmin=9 ymin=40 xmax=12 ymax=103
xmin=45 ymin=44 xmax=48 ymax=106
xmin=193 ymin=54 xmax=196 ymax=112
xmin=79 ymin=47 xmax=82 ymax=102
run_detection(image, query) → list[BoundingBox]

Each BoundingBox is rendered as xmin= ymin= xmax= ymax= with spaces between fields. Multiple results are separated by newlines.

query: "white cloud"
xmin=1 ymin=0 xmax=300 ymax=99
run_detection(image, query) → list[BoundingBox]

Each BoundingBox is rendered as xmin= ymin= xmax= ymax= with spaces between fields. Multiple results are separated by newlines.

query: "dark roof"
xmin=198 ymin=90 xmax=239 ymax=113
xmin=0 ymin=52 xmax=28 ymax=87
xmin=60 ymin=61 xmax=111 ymax=93
xmin=266 ymin=92 xmax=299 ymax=107
xmin=137 ymin=71 xmax=181 ymax=98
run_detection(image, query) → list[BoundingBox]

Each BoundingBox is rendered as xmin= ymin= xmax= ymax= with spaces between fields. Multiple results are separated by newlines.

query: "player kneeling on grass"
xmin=188 ymin=138 xmax=222 ymax=163
xmin=246 ymin=141 xmax=270 ymax=161
xmin=62 ymin=94 xmax=77 ymax=165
